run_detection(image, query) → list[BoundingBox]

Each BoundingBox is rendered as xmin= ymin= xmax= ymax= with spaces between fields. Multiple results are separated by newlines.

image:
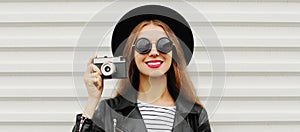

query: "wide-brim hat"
xmin=111 ymin=5 xmax=194 ymax=65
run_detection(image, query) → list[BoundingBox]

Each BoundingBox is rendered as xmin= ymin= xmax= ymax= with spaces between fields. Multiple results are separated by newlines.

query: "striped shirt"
xmin=137 ymin=100 xmax=176 ymax=132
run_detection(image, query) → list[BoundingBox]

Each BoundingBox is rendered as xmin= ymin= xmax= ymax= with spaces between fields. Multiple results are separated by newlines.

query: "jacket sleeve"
xmin=198 ymin=109 xmax=212 ymax=132
xmin=72 ymin=114 xmax=105 ymax=132
xmin=72 ymin=100 xmax=108 ymax=132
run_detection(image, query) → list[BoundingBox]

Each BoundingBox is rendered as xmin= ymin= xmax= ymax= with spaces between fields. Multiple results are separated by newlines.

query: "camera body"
xmin=93 ymin=56 xmax=127 ymax=79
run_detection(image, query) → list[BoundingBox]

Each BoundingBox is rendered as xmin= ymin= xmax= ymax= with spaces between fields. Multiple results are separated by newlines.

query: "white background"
xmin=0 ymin=0 xmax=299 ymax=131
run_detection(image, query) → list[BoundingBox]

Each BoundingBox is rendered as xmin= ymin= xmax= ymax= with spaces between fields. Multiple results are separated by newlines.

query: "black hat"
xmin=111 ymin=5 xmax=194 ymax=65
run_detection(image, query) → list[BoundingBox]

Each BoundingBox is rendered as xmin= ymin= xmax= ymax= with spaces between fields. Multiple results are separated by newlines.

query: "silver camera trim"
xmin=93 ymin=56 xmax=127 ymax=79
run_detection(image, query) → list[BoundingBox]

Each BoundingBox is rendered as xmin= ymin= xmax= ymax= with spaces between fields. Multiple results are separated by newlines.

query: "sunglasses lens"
xmin=157 ymin=38 xmax=173 ymax=53
xmin=135 ymin=38 xmax=151 ymax=54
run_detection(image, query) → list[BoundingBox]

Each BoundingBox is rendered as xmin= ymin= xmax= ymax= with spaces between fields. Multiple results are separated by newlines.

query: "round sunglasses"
xmin=133 ymin=37 xmax=174 ymax=54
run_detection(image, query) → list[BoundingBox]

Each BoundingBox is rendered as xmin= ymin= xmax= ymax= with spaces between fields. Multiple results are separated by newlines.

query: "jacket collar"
xmin=111 ymin=90 xmax=199 ymax=131
xmin=114 ymin=90 xmax=199 ymax=118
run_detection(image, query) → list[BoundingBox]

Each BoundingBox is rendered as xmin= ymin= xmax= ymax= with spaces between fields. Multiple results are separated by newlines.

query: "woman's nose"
xmin=148 ymin=44 xmax=159 ymax=57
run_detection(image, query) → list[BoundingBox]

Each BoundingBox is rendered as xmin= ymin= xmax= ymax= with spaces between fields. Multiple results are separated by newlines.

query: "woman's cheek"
xmin=134 ymin=55 xmax=145 ymax=72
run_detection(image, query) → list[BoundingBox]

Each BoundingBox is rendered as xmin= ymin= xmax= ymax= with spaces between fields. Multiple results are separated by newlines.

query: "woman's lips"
xmin=145 ymin=60 xmax=163 ymax=68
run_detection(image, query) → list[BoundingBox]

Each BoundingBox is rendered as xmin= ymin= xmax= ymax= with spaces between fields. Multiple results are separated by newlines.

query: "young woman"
xmin=73 ymin=5 xmax=211 ymax=132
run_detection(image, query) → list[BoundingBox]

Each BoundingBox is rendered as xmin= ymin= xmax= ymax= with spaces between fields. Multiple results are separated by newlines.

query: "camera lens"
xmin=104 ymin=66 xmax=111 ymax=72
xmin=101 ymin=62 xmax=116 ymax=76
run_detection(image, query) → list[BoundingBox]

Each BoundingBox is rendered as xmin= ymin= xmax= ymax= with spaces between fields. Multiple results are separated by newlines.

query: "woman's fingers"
xmin=85 ymin=77 xmax=102 ymax=87
xmin=85 ymin=68 xmax=101 ymax=79
xmin=87 ymin=55 xmax=97 ymax=66
xmin=87 ymin=64 xmax=101 ymax=74
xmin=95 ymin=77 xmax=103 ymax=90
xmin=84 ymin=56 xmax=104 ymax=99
xmin=91 ymin=72 xmax=100 ymax=77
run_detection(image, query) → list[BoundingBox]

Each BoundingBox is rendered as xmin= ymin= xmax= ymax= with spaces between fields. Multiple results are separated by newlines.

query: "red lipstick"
xmin=145 ymin=60 xmax=163 ymax=68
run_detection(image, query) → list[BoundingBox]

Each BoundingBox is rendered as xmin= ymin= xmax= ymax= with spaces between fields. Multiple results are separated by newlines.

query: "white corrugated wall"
xmin=0 ymin=0 xmax=299 ymax=132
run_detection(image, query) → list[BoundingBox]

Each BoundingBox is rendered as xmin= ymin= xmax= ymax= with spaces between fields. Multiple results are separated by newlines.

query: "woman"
xmin=73 ymin=5 xmax=211 ymax=132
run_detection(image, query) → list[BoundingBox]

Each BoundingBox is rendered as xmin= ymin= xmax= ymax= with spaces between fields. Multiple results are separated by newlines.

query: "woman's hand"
xmin=84 ymin=56 xmax=103 ymax=99
xmin=83 ymin=56 xmax=103 ymax=118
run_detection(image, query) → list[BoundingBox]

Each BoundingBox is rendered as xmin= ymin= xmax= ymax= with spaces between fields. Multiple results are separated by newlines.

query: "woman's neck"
xmin=137 ymin=73 xmax=174 ymax=106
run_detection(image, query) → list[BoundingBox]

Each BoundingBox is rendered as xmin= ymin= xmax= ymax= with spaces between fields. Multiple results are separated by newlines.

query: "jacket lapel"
xmin=113 ymin=96 xmax=147 ymax=132
xmin=172 ymin=95 xmax=199 ymax=131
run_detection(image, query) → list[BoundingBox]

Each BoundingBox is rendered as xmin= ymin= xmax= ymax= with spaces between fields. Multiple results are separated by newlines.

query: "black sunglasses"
xmin=133 ymin=37 xmax=174 ymax=54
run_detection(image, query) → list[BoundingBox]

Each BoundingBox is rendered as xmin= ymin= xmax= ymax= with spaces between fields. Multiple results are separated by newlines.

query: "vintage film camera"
xmin=93 ymin=56 xmax=127 ymax=79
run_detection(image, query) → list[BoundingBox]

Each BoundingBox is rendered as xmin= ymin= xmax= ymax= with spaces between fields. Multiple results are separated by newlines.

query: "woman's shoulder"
xmin=177 ymin=97 xmax=207 ymax=114
xmin=188 ymin=102 xmax=208 ymax=117
xmin=193 ymin=103 xmax=207 ymax=112
xmin=100 ymin=96 xmax=134 ymax=110
xmin=191 ymin=103 xmax=210 ymax=124
xmin=100 ymin=96 xmax=122 ymax=106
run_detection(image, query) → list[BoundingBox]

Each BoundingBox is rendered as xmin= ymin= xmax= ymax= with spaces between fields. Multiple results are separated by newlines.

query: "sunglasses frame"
xmin=132 ymin=37 xmax=174 ymax=54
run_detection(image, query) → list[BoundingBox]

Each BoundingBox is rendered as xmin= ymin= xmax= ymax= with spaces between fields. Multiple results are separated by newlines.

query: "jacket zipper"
xmin=113 ymin=118 xmax=117 ymax=132
xmin=78 ymin=116 xmax=86 ymax=132
xmin=113 ymin=118 xmax=126 ymax=132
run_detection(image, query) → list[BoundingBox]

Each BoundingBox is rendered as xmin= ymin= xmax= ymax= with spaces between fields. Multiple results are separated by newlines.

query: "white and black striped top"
xmin=137 ymin=100 xmax=176 ymax=132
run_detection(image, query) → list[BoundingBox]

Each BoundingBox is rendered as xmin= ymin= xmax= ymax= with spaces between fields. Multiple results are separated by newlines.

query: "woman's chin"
xmin=142 ymin=70 xmax=166 ymax=77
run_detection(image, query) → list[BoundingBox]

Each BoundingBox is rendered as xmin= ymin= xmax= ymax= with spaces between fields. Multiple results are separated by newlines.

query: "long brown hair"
xmin=114 ymin=20 xmax=202 ymax=106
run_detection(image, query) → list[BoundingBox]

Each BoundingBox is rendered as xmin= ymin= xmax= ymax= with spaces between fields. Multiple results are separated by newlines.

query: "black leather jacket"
xmin=72 ymin=95 xmax=211 ymax=132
